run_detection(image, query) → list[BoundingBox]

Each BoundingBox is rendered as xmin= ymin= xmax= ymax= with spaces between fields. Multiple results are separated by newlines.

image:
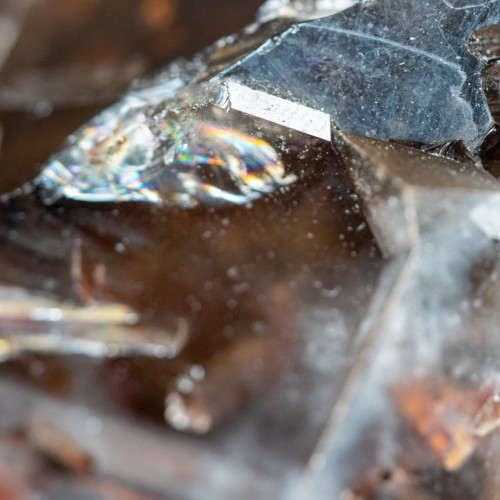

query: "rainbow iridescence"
xmin=38 ymin=84 xmax=295 ymax=206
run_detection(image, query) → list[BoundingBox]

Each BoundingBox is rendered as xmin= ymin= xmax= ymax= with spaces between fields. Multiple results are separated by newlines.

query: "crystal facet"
xmin=224 ymin=0 xmax=500 ymax=150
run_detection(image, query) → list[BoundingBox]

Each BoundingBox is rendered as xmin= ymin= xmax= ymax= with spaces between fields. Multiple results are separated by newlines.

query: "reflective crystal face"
xmin=225 ymin=0 xmax=500 ymax=150
xmin=258 ymin=0 xmax=356 ymax=21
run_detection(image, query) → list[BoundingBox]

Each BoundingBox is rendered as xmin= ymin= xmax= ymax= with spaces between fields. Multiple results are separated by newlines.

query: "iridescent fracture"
xmin=38 ymin=84 xmax=295 ymax=207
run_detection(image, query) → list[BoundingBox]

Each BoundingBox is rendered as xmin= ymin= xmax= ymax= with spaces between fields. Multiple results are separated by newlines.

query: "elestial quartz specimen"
xmin=1 ymin=0 xmax=500 ymax=499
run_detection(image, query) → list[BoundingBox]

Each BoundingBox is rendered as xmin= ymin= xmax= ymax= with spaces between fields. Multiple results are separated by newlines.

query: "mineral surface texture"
xmin=0 ymin=0 xmax=500 ymax=498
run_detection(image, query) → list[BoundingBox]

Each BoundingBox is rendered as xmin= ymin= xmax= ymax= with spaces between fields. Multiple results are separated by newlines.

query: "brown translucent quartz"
xmin=2 ymin=2 xmax=500 ymax=499
xmin=0 ymin=115 xmax=382 ymax=423
xmin=0 ymin=107 xmax=383 ymax=498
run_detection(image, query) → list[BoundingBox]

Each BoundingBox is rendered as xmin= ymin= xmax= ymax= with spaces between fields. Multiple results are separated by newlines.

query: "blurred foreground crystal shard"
xmin=1 ymin=0 xmax=500 ymax=498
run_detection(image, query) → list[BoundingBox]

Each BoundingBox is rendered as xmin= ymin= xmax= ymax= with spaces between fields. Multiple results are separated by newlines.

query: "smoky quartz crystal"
xmin=0 ymin=0 xmax=500 ymax=498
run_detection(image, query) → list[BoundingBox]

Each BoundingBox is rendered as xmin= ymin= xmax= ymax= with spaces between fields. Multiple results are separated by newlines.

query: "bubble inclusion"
xmin=38 ymin=82 xmax=296 ymax=207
